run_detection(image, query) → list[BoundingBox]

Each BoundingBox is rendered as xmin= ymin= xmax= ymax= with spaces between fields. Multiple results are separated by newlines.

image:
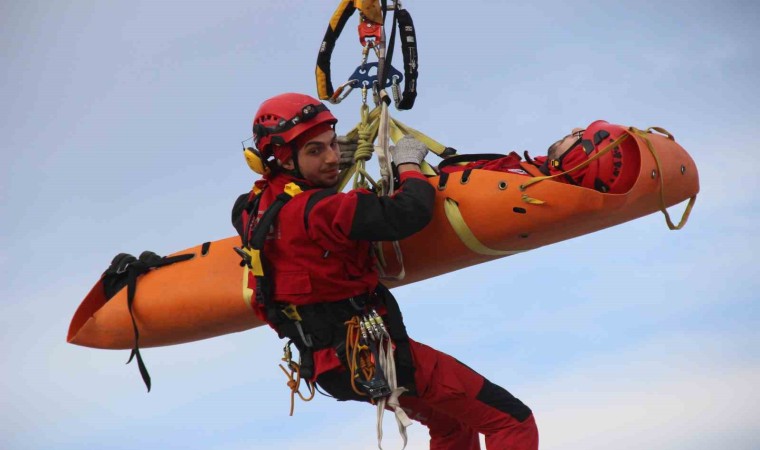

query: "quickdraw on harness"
xmin=344 ymin=306 xmax=413 ymax=449
xmin=101 ymin=250 xmax=196 ymax=391
xmin=316 ymin=0 xmax=418 ymax=110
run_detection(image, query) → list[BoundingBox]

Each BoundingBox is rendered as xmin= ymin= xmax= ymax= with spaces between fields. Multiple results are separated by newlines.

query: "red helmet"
xmin=554 ymin=120 xmax=640 ymax=194
xmin=252 ymin=93 xmax=338 ymax=161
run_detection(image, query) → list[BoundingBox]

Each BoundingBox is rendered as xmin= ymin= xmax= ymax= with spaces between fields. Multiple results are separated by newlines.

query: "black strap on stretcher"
xmin=102 ymin=250 xmax=196 ymax=391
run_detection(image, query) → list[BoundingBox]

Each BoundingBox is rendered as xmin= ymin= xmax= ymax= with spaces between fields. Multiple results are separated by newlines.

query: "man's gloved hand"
xmin=337 ymin=135 xmax=358 ymax=169
xmin=391 ymin=135 xmax=429 ymax=166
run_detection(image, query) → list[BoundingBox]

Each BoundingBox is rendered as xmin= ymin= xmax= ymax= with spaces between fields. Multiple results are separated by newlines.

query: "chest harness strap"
xmin=236 ymin=182 xmax=320 ymax=412
xmin=235 ymin=183 xmax=414 ymax=444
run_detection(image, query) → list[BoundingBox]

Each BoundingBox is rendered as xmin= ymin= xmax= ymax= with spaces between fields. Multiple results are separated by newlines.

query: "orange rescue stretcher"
xmin=68 ymin=124 xmax=698 ymax=350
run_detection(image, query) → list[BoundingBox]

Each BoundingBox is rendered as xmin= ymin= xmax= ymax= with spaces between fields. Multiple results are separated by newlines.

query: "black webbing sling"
xmin=315 ymin=1 xmax=419 ymax=110
xmin=102 ymin=250 xmax=196 ymax=391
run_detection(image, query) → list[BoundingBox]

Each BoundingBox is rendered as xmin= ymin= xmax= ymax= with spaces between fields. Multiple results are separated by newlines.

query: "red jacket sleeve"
xmin=305 ymin=172 xmax=435 ymax=251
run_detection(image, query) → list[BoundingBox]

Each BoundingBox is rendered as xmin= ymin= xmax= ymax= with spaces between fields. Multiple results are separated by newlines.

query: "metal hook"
xmin=329 ymin=79 xmax=359 ymax=104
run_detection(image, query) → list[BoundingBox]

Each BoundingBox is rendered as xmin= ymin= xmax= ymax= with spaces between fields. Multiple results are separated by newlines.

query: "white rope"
xmin=371 ymin=7 xmax=411 ymax=446
xmin=375 ymin=333 xmax=412 ymax=450
xmin=376 ymin=100 xmax=393 ymax=196
xmin=373 ymin=99 xmax=406 ymax=281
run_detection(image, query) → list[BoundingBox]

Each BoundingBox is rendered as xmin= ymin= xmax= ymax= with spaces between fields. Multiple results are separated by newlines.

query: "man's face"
xmin=547 ymin=127 xmax=585 ymax=160
xmin=283 ymin=129 xmax=340 ymax=187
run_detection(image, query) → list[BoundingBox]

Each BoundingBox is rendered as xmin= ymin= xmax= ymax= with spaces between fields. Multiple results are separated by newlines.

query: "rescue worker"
xmin=231 ymin=92 xmax=538 ymax=450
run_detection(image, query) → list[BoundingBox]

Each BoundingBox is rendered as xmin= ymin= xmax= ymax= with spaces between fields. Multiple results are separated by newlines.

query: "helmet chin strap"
xmin=276 ymin=144 xmax=304 ymax=179
xmin=291 ymin=145 xmax=304 ymax=178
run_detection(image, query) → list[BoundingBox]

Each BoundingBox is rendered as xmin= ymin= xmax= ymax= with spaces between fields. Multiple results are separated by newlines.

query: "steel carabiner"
xmin=329 ymin=79 xmax=359 ymax=104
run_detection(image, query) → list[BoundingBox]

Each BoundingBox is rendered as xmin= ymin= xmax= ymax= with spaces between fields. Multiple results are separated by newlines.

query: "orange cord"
xmin=278 ymin=345 xmax=315 ymax=416
xmin=278 ymin=317 xmax=380 ymax=414
xmin=345 ymin=317 xmax=376 ymax=399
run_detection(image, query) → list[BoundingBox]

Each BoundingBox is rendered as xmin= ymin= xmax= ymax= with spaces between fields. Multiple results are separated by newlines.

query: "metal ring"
xmin=498 ymin=181 xmax=508 ymax=190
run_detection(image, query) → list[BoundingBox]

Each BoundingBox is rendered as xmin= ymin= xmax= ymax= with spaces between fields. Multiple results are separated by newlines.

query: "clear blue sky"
xmin=2 ymin=1 xmax=758 ymax=449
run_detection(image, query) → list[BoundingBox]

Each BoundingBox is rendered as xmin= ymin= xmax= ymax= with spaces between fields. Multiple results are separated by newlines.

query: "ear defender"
xmin=244 ymin=147 xmax=268 ymax=175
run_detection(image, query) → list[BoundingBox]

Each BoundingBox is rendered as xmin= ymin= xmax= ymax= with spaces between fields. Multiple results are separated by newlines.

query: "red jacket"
xmin=232 ymin=170 xmax=435 ymax=377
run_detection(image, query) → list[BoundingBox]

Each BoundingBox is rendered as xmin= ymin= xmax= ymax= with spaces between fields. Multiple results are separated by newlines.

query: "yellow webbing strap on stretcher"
xmin=444 ymin=199 xmax=522 ymax=256
xmin=629 ymin=127 xmax=696 ymax=230
xmin=388 ymin=119 xmax=440 ymax=176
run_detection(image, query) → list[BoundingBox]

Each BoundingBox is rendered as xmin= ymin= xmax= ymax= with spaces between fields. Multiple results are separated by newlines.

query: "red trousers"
xmin=317 ymin=339 xmax=538 ymax=449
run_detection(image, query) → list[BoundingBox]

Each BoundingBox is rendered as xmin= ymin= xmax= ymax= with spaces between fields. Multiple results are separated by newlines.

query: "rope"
xmin=337 ymin=105 xmax=381 ymax=192
xmin=354 ymin=105 xmax=377 ymax=162
xmin=375 ymin=334 xmax=412 ymax=450
xmin=374 ymin=100 xmax=407 ymax=281
xmin=377 ymin=99 xmax=393 ymax=196
xmin=629 ymin=127 xmax=696 ymax=230
xmin=352 ymin=104 xmax=382 ymax=191
xmin=337 ymin=102 xmax=407 ymax=281
xmin=278 ymin=343 xmax=315 ymax=416
xmin=344 ymin=317 xmax=374 ymax=397
xmin=344 ymin=314 xmax=412 ymax=449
